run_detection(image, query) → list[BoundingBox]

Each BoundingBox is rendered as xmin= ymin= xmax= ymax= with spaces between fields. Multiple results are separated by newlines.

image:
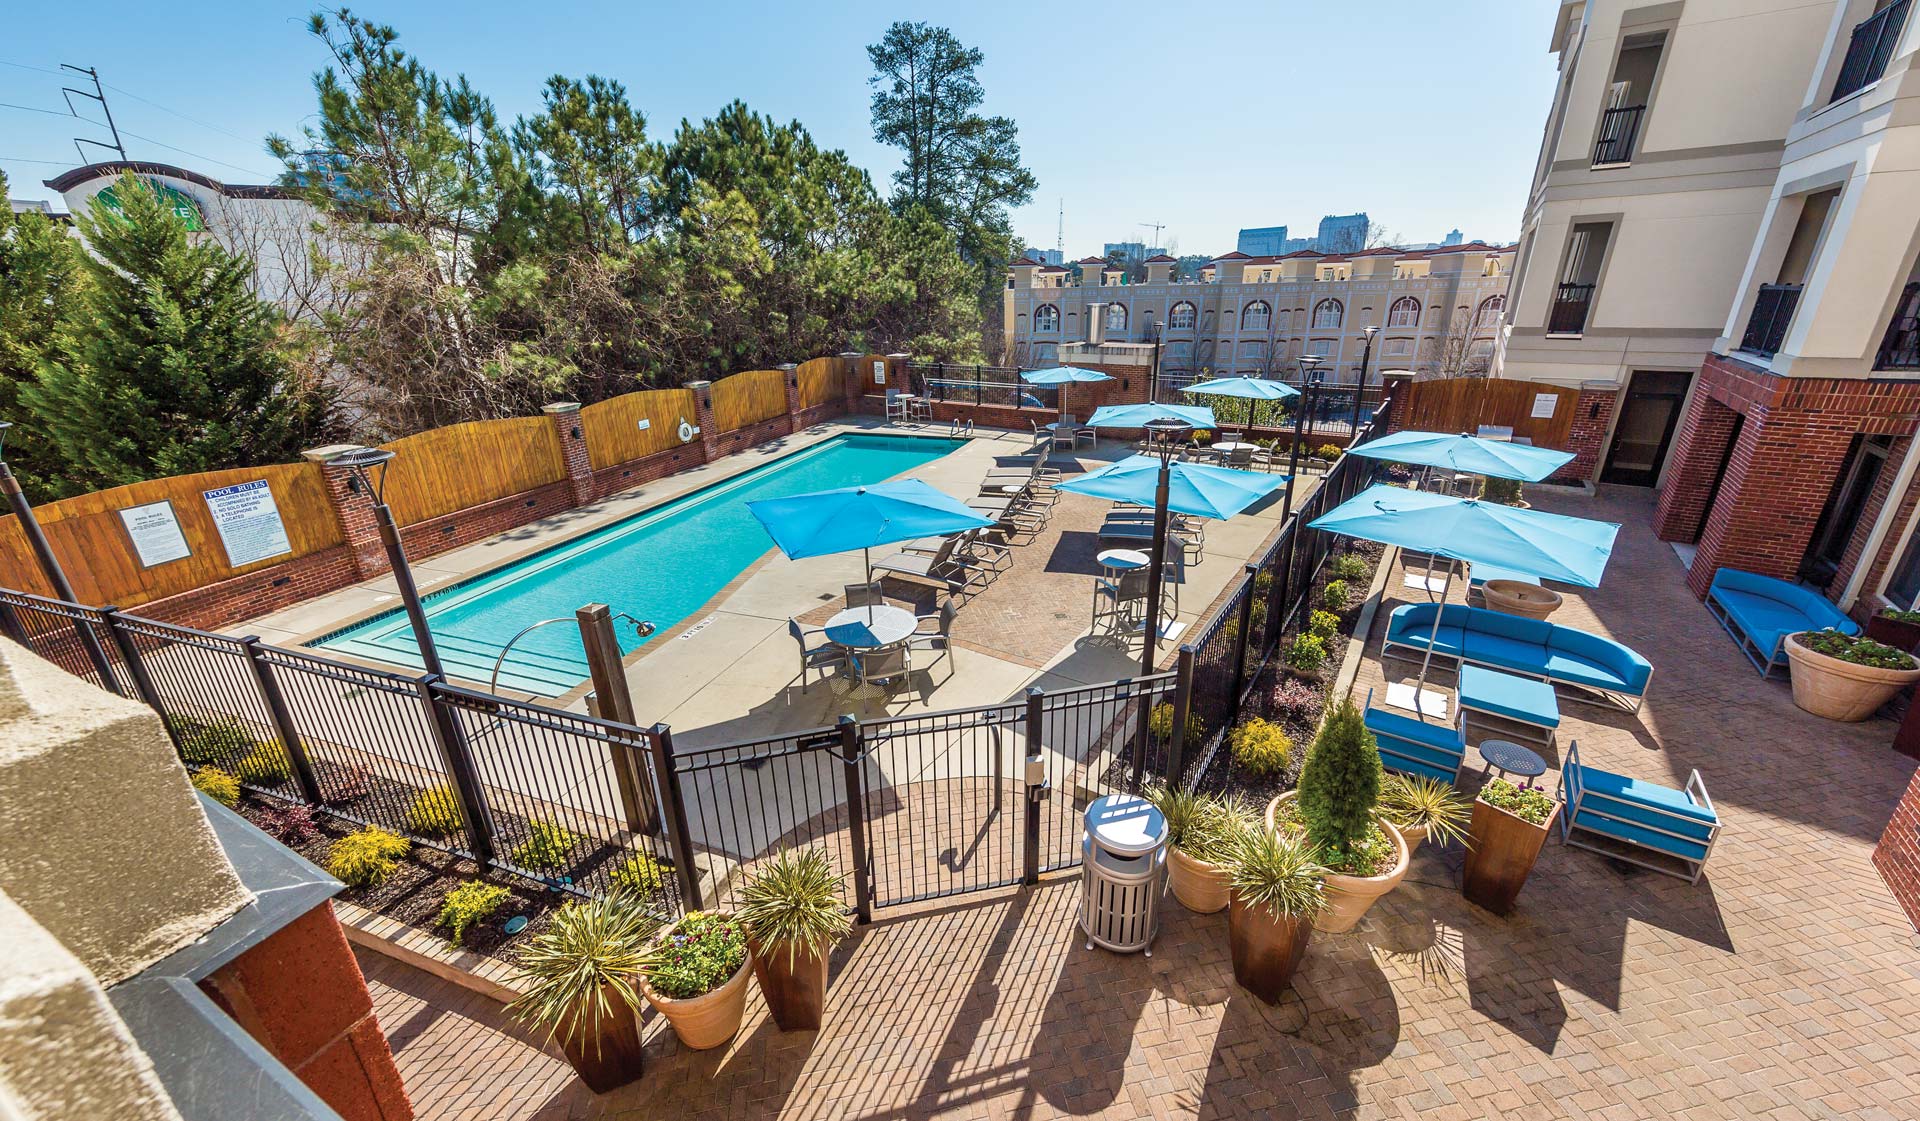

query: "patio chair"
xmin=1049 ymin=422 xmax=1076 ymax=452
xmin=1099 ymin=519 xmax=1201 ymax=564
xmin=1249 ymin=445 xmax=1279 ymax=472
xmin=908 ymin=600 xmax=957 ymax=675
xmin=874 ymin=536 xmax=989 ymax=593
xmin=851 ymin=643 xmax=913 ymax=694
xmin=845 ymin=581 xmax=887 ymax=608
xmin=908 ymin=396 xmax=932 ymax=422
xmin=1057 ymin=414 xmax=1094 ymax=449
xmin=1104 ymin=507 xmax=1206 ymax=550
xmin=787 ymin=618 xmax=848 ymax=690
xmin=968 ymin=496 xmax=1047 ymax=535
xmin=1224 ymin=446 xmax=1257 ymax=471
xmin=1092 ymin=568 xmax=1149 ymax=635
xmin=885 ymin=389 xmax=907 ymax=422
xmin=1028 ymin=420 xmax=1052 ymax=452
xmin=1074 ymin=418 xmax=1098 ymax=447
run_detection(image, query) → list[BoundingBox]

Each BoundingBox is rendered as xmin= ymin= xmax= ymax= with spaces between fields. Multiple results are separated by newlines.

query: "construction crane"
xmin=1138 ymin=221 xmax=1167 ymax=253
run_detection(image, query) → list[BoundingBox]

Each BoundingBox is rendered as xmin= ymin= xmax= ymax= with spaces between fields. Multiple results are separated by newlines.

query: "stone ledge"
xmin=336 ymin=898 xmax=523 ymax=1005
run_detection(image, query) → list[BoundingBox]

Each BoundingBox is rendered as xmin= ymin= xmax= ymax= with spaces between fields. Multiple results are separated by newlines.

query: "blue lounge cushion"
xmin=1707 ymin=569 xmax=1858 ymax=670
xmin=1463 ymin=631 xmax=1550 ymax=675
xmin=1571 ymin=809 xmax=1711 ymax=862
xmin=1466 ymin=609 xmax=1555 ymax=645
xmin=1576 ymin=768 xmax=1717 ymax=825
xmin=1459 ymin=667 xmax=1560 ymax=727
xmin=1388 ymin=603 xmax=1650 ymax=702
xmin=1541 ymin=651 xmax=1632 ymax=692
xmin=1548 ymin=629 xmax=1652 ymax=693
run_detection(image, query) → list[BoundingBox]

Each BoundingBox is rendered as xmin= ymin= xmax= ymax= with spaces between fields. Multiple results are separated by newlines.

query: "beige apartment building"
xmin=1003 ymin=243 xmax=1515 ymax=390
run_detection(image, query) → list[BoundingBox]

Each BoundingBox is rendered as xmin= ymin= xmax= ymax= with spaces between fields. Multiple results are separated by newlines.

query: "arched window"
xmin=1034 ymin=304 xmax=1060 ymax=333
xmin=1169 ymin=301 xmax=1197 ymax=330
xmin=1242 ymin=300 xmax=1271 ymax=331
xmin=1164 ymin=340 xmax=1193 ymax=366
xmin=1312 ymin=298 xmax=1343 ymax=329
xmin=1201 ymin=308 xmax=1217 ymax=333
xmin=1388 ymin=296 xmax=1421 ymax=328
xmin=1475 ymin=295 xmax=1506 ymax=329
xmin=1275 ymin=309 xmax=1291 ymax=332
xmin=1105 ymin=302 xmax=1128 ymax=333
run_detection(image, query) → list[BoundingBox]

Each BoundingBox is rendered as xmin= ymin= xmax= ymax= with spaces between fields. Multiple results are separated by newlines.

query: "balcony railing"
xmin=1739 ymin=283 xmax=1803 ymax=358
xmin=1593 ymin=105 xmax=1646 ymax=165
xmin=1548 ymin=283 xmax=1595 ymax=334
xmin=1831 ymin=0 xmax=1911 ymax=103
xmin=1876 ymin=281 xmax=1920 ymax=369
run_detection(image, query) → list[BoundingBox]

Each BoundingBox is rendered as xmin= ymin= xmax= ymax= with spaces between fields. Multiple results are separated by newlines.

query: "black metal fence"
xmin=908 ymin=363 xmax=1049 ymax=410
xmin=1740 ymin=283 xmax=1803 ymax=358
xmin=1593 ymin=105 xmax=1645 ymax=165
xmin=1831 ymin=0 xmax=1910 ymax=103
xmin=1877 ymin=281 xmax=1920 ymax=371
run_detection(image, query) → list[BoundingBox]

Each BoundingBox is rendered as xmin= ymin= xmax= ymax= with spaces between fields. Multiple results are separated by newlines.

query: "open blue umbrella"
xmin=1180 ymin=376 xmax=1300 ymax=401
xmin=1086 ymin=402 xmax=1219 ymax=430
xmin=1057 ymin=454 xmax=1286 ymax=519
xmin=747 ymin=479 xmax=991 ymax=618
xmin=1021 ymin=366 xmax=1115 ymax=385
xmin=1309 ymin=484 xmax=1620 ymax=714
xmin=1346 ymin=430 xmax=1574 ymax=482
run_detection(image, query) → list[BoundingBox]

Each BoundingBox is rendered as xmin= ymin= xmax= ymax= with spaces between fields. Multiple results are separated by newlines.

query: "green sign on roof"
xmin=95 ymin=178 xmax=205 ymax=232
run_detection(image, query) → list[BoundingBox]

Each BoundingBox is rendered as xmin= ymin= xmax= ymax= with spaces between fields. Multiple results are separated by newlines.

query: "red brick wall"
xmin=588 ymin=443 xmax=707 ymax=502
xmin=1874 ymin=768 xmax=1920 ymax=931
xmin=1829 ymin=435 xmax=1911 ymax=604
xmin=200 ymin=902 xmax=412 ymax=1121
xmin=1853 ymin=468 xmax=1920 ymax=619
xmin=1553 ymin=388 xmax=1618 ymax=484
xmin=107 ymin=546 xmax=360 ymax=631
xmin=1653 ymin=392 xmax=1743 ymax=544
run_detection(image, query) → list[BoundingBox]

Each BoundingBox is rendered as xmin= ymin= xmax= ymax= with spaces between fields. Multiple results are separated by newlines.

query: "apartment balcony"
xmin=1876 ymin=281 xmax=1920 ymax=370
xmin=1548 ymin=282 xmax=1595 ymax=334
xmin=1739 ymin=283 xmax=1803 ymax=358
xmin=1592 ymin=105 xmax=1646 ymax=165
xmin=1831 ymin=0 xmax=1911 ymax=103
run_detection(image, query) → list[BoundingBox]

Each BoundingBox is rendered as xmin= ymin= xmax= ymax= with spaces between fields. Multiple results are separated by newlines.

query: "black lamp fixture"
xmin=0 ymin=419 xmax=119 ymax=684
xmin=1285 ymin=357 xmax=1326 ymax=518
xmin=333 ymin=446 xmax=396 ymax=500
xmin=1353 ymin=326 xmax=1380 ymax=434
xmin=333 ymin=446 xmax=448 ymax=679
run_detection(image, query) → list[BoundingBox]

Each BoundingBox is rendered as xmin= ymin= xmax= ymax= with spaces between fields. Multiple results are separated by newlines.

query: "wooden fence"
xmin=378 ymin=417 xmax=567 ymax=527
xmin=579 ymin=387 xmax=699 ymax=472
xmin=1397 ymin=376 xmax=1579 ymax=449
xmin=0 ymin=463 xmax=340 ymax=607
xmin=796 ymin=356 xmax=843 ymax=411
xmin=711 ymin=369 xmax=787 ymax=433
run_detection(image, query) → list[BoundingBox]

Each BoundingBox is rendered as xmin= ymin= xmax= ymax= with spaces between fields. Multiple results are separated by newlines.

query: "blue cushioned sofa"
xmin=1383 ymin=603 xmax=1653 ymax=711
xmin=1703 ymin=567 xmax=1857 ymax=677
xmin=1558 ymin=741 xmax=1720 ymax=882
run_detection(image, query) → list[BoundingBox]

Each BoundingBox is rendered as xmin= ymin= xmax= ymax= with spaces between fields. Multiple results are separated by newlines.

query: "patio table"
xmin=1477 ymin=738 xmax=1548 ymax=781
xmin=825 ymin=605 xmax=916 ymax=649
xmin=1458 ymin=664 xmax=1560 ymax=748
xmin=1098 ymin=549 xmax=1149 ymax=576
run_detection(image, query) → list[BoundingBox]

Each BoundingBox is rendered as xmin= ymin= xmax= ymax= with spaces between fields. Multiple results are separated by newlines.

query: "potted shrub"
xmin=1784 ymin=629 xmax=1920 ymax=722
xmin=1460 ymin=778 xmax=1559 ymax=915
xmin=1267 ymin=696 xmax=1409 ymax=933
xmin=1377 ymin=774 xmax=1471 ymax=854
xmin=1866 ymin=607 xmax=1920 ymax=654
xmin=1222 ymin=821 xmax=1326 ymax=1003
xmin=738 ymin=848 xmax=849 ymax=1031
xmin=1480 ymin=476 xmax=1525 ymax=506
xmin=639 ymin=911 xmax=752 ymax=1050
xmin=507 ymin=892 xmax=659 ymax=1093
xmin=1145 ymin=785 xmax=1253 ymax=913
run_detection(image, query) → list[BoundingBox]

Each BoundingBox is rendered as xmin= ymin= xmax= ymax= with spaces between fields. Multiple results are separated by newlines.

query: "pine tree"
xmin=1296 ymin=694 xmax=1384 ymax=855
xmin=23 ymin=174 xmax=328 ymax=493
xmin=0 ymin=173 xmax=88 ymax=502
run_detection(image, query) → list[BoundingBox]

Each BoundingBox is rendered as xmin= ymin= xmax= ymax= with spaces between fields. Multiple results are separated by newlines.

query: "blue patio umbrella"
xmin=747 ymin=479 xmax=992 ymax=619
xmin=1309 ymin=484 xmax=1620 ymax=713
xmin=1179 ymin=376 xmax=1301 ymax=402
xmin=1057 ymin=454 xmax=1286 ymax=520
xmin=1085 ymin=402 xmax=1219 ymax=430
xmin=1021 ymin=366 xmax=1115 ymax=385
xmin=1346 ymin=430 xmax=1574 ymax=482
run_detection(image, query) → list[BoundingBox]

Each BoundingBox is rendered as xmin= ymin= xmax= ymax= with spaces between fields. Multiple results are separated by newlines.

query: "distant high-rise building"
xmin=1029 ymin=248 xmax=1065 ymax=266
xmin=1315 ymin=213 xmax=1371 ymax=253
xmin=1442 ymin=229 xmax=1464 ymax=246
xmin=1103 ymin=240 xmax=1164 ymax=262
xmin=1236 ymin=226 xmax=1290 ymax=256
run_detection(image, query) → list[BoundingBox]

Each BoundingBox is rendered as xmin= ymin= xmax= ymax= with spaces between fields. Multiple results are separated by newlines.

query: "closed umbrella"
xmin=1056 ymin=454 xmax=1287 ymax=519
xmin=1020 ymin=366 xmax=1116 ymax=385
xmin=1179 ymin=376 xmax=1301 ymax=402
xmin=1346 ymin=430 xmax=1574 ymax=482
xmin=1309 ymin=484 xmax=1619 ymax=715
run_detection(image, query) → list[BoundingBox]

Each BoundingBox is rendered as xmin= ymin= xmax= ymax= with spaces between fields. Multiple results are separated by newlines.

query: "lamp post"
xmin=1138 ymin=416 xmax=1190 ymax=677
xmin=1352 ymin=326 xmax=1379 ymax=436
xmin=1284 ymin=357 xmax=1324 ymax=517
xmin=0 ymin=422 xmax=120 ymax=687
xmin=1148 ymin=319 xmax=1165 ymax=403
xmin=332 ymin=447 xmax=447 ymax=678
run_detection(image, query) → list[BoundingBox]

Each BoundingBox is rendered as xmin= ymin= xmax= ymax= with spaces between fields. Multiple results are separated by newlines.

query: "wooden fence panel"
xmin=796 ymin=357 xmax=843 ymax=411
xmin=0 ymin=462 xmax=340 ymax=607
xmin=579 ymin=388 xmax=699 ymax=471
xmin=379 ymin=417 xmax=566 ymax=527
xmin=711 ymin=369 xmax=786 ymax=433
xmin=1399 ymin=377 xmax=1579 ymax=449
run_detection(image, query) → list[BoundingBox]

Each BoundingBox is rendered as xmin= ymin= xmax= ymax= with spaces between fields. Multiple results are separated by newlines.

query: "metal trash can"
xmin=1078 ymin=793 xmax=1168 ymax=955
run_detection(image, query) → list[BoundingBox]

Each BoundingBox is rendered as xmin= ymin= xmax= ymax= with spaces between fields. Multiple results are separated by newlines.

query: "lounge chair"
xmin=1704 ymin=567 xmax=1857 ymax=677
xmin=873 ymin=537 xmax=993 ymax=594
xmin=787 ymin=618 xmax=848 ymax=690
xmin=1382 ymin=603 xmax=1652 ymax=711
xmin=1559 ymin=740 xmax=1720 ymax=883
xmin=1098 ymin=519 xmax=1201 ymax=563
xmin=1362 ymin=687 xmax=1466 ymax=783
xmin=1104 ymin=507 xmax=1206 ymax=550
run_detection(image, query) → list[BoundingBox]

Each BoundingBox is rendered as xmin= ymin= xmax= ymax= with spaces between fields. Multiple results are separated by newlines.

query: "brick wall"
xmin=1853 ymin=469 xmax=1920 ymax=619
xmin=396 ymin=479 xmax=577 ymax=566
xmin=1553 ymin=388 xmax=1619 ymax=484
xmin=1874 ymin=769 xmax=1920 ymax=931
xmin=1829 ymin=435 xmax=1911 ymax=605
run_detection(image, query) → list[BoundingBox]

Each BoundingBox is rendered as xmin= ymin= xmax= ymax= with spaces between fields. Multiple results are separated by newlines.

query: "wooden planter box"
xmin=1461 ymin=798 xmax=1560 ymax=916
xmin=1227 ymin=894 xmax=1314 ymax=1004
xmin=1865 ymin=614 xmax=1920 ymax=654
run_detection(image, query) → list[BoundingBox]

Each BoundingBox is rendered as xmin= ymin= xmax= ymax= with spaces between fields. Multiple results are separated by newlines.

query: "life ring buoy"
xmin=677 ymin=418 xmax=696 ymax=443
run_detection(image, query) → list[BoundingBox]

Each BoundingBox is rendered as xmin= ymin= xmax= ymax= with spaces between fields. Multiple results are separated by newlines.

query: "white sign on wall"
xmin=637 ymin=418 xmax=651 ymax=431
xmin=1530 ymin=392 xmax=1560 ymax=419
xmin=872 ymin=360 xmax=886 ymax=386
xmin=203 ymin=480 xmax=292 ymax=567
xmin=118 ymin=500 xmax=191 ymax=568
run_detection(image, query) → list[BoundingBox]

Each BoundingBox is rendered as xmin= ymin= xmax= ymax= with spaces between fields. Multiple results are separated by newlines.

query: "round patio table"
xmin=1478 ymin=739 xmax=1548 ymax=781
xmin=1210 ymin=442 xmax=1260 ymax=453
xmin=824 ymin=605 xmax=917 ymax=649
xmin=1098 ymin=549 xmax=1149 ymax=577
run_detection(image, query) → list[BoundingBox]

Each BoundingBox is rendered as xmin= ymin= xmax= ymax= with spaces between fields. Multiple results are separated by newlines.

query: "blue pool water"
xmin=315 ymin=433 xmax=966 ymax=694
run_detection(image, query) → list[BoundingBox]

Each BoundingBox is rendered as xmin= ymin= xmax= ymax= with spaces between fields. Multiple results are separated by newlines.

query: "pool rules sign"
xmin=203 ymin=480 xmax=293 ymax=567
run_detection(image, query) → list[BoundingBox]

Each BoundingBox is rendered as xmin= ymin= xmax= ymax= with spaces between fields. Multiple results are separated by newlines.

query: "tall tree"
xmin=0 ymin=173 xmax=88 ymax=501
xmin=509 ymin=75 xmax=660 ymax=256
xmin=23 ymin=176 xmax=332 ymax=493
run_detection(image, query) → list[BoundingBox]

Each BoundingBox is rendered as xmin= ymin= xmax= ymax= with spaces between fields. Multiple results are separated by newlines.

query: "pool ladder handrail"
xmin=486 ymin=612 xmax=658 ymax=696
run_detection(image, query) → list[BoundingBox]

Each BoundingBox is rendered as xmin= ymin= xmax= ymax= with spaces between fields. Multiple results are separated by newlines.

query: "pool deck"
xmin=235 ymin=416 xmax=1315 ymax=746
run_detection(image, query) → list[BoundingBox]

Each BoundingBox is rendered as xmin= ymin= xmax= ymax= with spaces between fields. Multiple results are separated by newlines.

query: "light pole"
xmin=0 ymin=422 xmax=120 ymax=686
xmin=1139 ymin=416 xmax=1190 ymax=677
xmin=1352 ymin=326 xmax=1379 ymax=436
xmin=332 ymin=447 xmax=447 ymax=678
xmin=1284 ymin=357 xmax=1325 ymax=517
xmin=1148 ymin=320 xmax=1165 ymax=403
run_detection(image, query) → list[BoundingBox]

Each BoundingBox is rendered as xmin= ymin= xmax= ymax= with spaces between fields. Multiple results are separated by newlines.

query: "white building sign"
xmin=1530 ymin=392 xmax=1559 ymax=419
xmin=203 ymin=480 xmax=292 ymax=567
xmin=872 ymin=360 xmax=886 ymax=385
xmin=118 ymin=501 xmax=191 ymax=568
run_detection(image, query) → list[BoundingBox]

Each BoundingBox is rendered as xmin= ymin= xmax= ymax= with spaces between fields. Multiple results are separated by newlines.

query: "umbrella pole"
xmin=864 ymin=546 xmax=874 ymax=624
xmin=1413 ymin=563 xmax=1454 ymax=717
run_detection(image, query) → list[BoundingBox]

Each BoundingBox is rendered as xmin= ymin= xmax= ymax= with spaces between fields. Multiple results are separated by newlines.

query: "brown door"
xmin=1600 ymin=371 xmax=1690 ymax=485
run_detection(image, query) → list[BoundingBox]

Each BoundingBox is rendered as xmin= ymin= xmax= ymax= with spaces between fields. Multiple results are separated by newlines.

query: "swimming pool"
xmin=314 ymin=433 xmax=967 ymax=694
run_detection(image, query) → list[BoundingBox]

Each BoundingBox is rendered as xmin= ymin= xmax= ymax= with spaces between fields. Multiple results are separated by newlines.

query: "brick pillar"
xmin=886 ymin=354 xmax=911 ymax=397
xmin=1380 ymin=370 xmax=1416 ymax=434
xmin=1552 ymin=385 xmax=1619 ymax=484
xmin=1686 ymin=407 xmax=1860 ymax=597
xmin=199 ymin=903 xmax=413 ymax=1120
xmin=302 ymin=444 xmax=388 ymax=579
xmin=778 ymin=363 xmax=801 ymax=431
xmin=839 ymin=351 xmax=864 ymax=412
xmin=542 ymin=401 xmax=594 ymax=506
xmin=685 ymin=380 xmax=720 ymax=462
xmin=1874 ymin=768 xmax=1920 ymax=930
xmin=1653 ymin=392 xmax=1742 ymax=544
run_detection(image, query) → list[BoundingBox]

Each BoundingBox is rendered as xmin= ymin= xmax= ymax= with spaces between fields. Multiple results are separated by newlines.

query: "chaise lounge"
xmin=1703 ymin=567 xmax=1857 ymax=677
xmin=1383 ymin=602 xmax=1652 ymax=711
xmin=1558 ymin=740 xmax=1720 ymax=882
xmin=1361 ymin=688 xmax=1467 ymax=783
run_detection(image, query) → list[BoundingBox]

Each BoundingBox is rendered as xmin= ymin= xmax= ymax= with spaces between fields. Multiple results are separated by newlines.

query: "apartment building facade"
xmin=1003 ymin=242 xmax=1515 ymax=390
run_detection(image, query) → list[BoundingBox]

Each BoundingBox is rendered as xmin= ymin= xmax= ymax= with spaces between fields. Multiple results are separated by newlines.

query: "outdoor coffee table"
xmin=1457 ymin=664 xmax=1560 ymax=748
xmin=1477 ymin=738 xmax=1548 ymax=781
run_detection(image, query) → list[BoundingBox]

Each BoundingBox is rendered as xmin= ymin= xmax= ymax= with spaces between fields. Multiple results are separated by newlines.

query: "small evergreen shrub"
xmin=176 ymin=716 xmax=256 ymax=766
xmin=438 ymin=881 xmax=510 ymax=946
xmin=257 ymin=803 xmax=320 ymax=846
xmin=512 ymin=820 xmax=579 ymax=872
xmin=1315 ymin=443 xmax=1344 ymax=462
xmin=1295 ymin=696 xmax=1383 ymax=858
xmin=1284 ymin=633 xmax=1328 ymax=674
xmin=1880 ymin=607 xmax=1920 ymax=624
xmin=646 ymin=911 xmax=748 ymax=1000
xmin=610 ymin=852 xmax=672 ymax=895
xmin=1149 ymin=702 xmax=1206 ymax=749
xmin=327 ymin=827 xmax=410 ymax=889
xmin=1328 ymin=552 xmax=1369 ymax=583
xmin=235 ymin=741 xmax=293 ymax=785
xmin=1229 ymin=718 xmax=1292 ymax=777
xmin=191 ymin=767 xmax=240 ymax=808
xmin=1479 ymin=778 xmax=1555 ymax=826
xmin=1320 ymin=580 xmax=1352 ymax=611
xmin=1307 ymin=609 xmax=1340 ymax=640
xmin=405 ymin=784 xmax=463 ymax=837
xmin=1482 ymin=476 xmax=1524 ymax=505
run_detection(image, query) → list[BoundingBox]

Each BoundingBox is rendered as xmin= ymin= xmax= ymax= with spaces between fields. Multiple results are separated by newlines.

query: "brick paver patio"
xmin=359 ymin=488 xmax=1920 ymax=1120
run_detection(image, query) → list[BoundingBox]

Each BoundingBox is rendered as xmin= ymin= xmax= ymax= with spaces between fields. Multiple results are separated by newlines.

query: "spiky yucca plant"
xmin=1378 ymin=774 xmax=1473 ymax=847
xmin=1223 ymin=820 xmax=1328 ymax=920
xmin=507 ymin=892 xmax=660 ymax=1054
xmin=1145 ymin=784 xmax=1255 ymax=864
xmin=737 ymin=848 xmax=849 ymax=968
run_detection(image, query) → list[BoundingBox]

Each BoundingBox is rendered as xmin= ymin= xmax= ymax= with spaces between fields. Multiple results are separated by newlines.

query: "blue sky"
xmin=2 ymin=1 xmax=1559 ymax=255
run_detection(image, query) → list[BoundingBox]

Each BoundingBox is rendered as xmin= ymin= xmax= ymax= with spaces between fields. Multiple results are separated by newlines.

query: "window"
xmin=1201 ymin=308 xmax=1216 ymax=333
xmin=1034 ymin=304 xmax=1060 ymax=333
xmin=1197 ymin=340 xmax=1216 ymax=365
xmin=1388 ymin=297 xmax=1421 ymax=328
xmin=1105 ymin=302 xmax=1128 ymax=333
xmin=1169 ymin=301 xmax=1196 ymax=330
xmin=1033 ymin=343 xmax=1057 ymax=364
xmin=1312 ymin=299 xmax=1343 ymax=329
xmin=1385 ymin=337 xmax=1413 ymax=356
xmin=1831 ymin=0 xmax=1911 ymax=103
xmin=1475 ymin=295 xmax=1506 ymax=330
xmin=1164 ymin=340 xmax=1193 ymax=365
xmin=1886 ymin=516 xmax=1920 ymax=608
xmin=1239 ymin=340 xmax=1268 ymax=362
xmin=1242 ymin=300 xmax=1271 ymax=331
xmin=1309 ymin=339 xmax=1335 ymax=357
xmin=1275 ymin=309 xmax=1291 ymax=332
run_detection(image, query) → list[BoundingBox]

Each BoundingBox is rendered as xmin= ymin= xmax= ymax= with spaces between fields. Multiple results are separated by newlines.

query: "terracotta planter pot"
xmin=554 ymin=986 xmax=646 ymax=1094
xmin=1481 ymin=579 xmax=1562 ymax=621
xmin=1394 ymin=821 xmax=1430 ymax=854
xmin=1784 ymin=632 xmax=1920 ymax=722
xmin=1265 ymin=793 xmax=1410 ymax=933
xmin=1866 ymin=614 xmax=1920 ymax=654
xmin=641 ymin=956 xmax=752 ymax=1050
xmin=1167 ymin=846 xmax=1231 ymax=913
xmin=749 ymin=939 xmax=829 ymax=1032
xmin=1227 ymin=892 xmax=1314 ymax=1004
xmin=1460 ymin=797 xmax=1560 ymax=915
